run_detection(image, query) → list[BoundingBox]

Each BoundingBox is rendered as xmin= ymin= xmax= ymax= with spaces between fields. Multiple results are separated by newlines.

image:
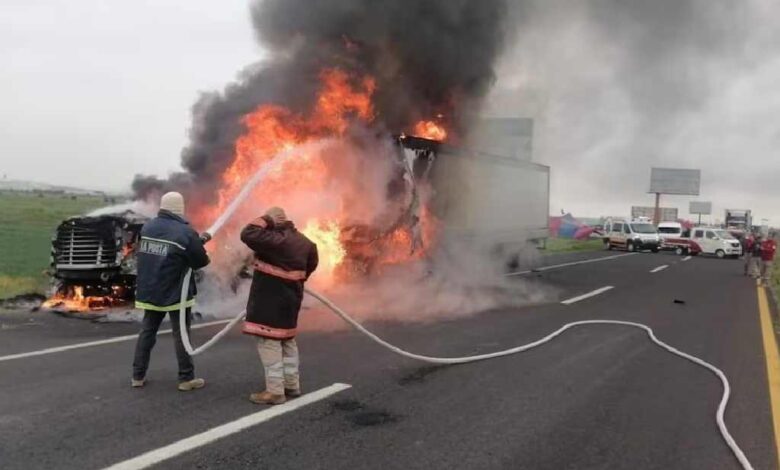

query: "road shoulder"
xmin=757 ymin=285 xmax=780 ymax=469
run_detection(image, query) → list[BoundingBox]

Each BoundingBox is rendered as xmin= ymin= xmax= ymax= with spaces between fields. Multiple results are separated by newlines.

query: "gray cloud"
xmin=487 ymin=0 xmax=780 ymax=223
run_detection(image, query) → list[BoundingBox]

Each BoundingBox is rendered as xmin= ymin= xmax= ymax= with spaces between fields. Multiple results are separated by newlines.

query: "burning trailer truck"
xmin=325 ymin=131 xmax=550 ymax=280
xmin=43 ymin=208 xmax=149 ymax=312
xmin=41 ymin=126 xmax=549 ymax=313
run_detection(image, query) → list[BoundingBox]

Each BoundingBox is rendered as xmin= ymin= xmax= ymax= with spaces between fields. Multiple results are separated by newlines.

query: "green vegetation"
xmin=542 ymin=237 xmax=604 ymax=253
xmin=0 ymin=191 xmax=107 ymax=298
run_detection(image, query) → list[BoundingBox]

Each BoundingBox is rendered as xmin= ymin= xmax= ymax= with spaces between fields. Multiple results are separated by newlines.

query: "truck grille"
xmin=54 ymin=225 xmax=118 ymax=269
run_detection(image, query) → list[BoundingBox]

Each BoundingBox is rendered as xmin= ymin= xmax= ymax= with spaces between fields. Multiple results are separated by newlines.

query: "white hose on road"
xmin=172 ymin=140 xmax=753 ymax=469
xmin=177 ymin=284 xmax=754 ymax=470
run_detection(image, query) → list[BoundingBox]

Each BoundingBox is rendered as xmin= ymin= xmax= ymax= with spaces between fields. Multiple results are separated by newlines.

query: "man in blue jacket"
xmin=132 ymin=192 xmax=210 ymax=391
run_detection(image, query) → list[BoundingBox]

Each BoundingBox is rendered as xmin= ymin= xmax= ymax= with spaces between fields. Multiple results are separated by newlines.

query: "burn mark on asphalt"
xmin=349 ymin=410 xmax=398 ymax=427
xmin=331 ymin=399 xmax=400 ymax=427
xmin=398 ymin=365 xmax=448 ymax=386
xmin=332 ymin=399 xmax=364 ymax=412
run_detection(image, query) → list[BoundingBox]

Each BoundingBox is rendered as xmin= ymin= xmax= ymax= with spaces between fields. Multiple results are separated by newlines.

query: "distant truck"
xmin=725 ymin=209 xmax=752 ymax=230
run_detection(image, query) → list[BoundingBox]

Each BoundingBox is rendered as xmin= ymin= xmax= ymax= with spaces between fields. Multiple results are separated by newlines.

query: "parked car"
xmin=603 ymin=218 xmax=661 ymax=252
xmin=689 ymin=227 xmax=742 ymax=258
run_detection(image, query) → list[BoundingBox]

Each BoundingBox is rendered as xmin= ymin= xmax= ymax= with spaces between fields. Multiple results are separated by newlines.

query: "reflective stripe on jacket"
xmin=240 ymin=216 xmax=318 ymax=339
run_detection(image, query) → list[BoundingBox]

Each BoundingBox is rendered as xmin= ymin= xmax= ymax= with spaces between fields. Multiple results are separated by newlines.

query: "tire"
xmin=675 ymin=247 xmax=684 ymax=256
xmin=605 ymin=241 xmax=612 ymax=251
xmin=651 ymin=246 xmax=659 ymax=253
xmin=627 ymin=242 xmax=636 ymax=252
xmin=716 ymin=249 xmax=726 ymax=259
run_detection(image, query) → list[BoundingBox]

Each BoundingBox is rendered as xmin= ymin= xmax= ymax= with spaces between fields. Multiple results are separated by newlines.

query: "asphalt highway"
xmin=1 ymin=250 xmax=778 ymax=469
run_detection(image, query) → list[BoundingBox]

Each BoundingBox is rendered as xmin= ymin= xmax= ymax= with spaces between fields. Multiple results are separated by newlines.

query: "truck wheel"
xmin=605 ymin=241 xmax=612 ymax=251
xmin=651 ymin=247 xmax=659 ymax=253
xmin=715 ymin=249 xmax=726 ymax=259
xmin=675 ymin=247 xmax=684 ymax=256
xmin=627 ymin=242 xmax=635 ymax=252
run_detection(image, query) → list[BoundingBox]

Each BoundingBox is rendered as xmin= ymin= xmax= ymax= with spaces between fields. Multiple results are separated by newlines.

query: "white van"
xmin=690 ymin=227 xmax=742 ymax=258
xmin=603 ymin=218 xmax=661 ymax=252
xmin=657 ymin=222 xmax=683 ymax=241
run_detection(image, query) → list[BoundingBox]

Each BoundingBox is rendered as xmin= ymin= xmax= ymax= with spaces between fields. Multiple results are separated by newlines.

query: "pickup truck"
xmin=663 ymin=227 xmax=741 ymax=258
xmin=689 ymin=227 xmax=743 ymax=258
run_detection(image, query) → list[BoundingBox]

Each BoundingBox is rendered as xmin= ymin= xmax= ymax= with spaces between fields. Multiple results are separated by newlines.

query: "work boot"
xmin=178 ymin=378 xmax=205 ymax=392
xmin=131 ymin=378 xmax=146 ymax=388
xmin=249 ymin=391 xmax=286 ymax=405
xmin=284 ymin=388 xmax=302 ymax=398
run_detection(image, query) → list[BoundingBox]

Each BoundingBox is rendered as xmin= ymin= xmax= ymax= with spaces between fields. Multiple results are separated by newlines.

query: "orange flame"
xmin=42 ymin=285 xmax=128 ymax=312
xmin=192 ymin=67 xmax=442 ymax=285
xmin=302 ymin=220 xmax=346 ymax=276
xmin=413 ymin=120 xmax=448 ymax=141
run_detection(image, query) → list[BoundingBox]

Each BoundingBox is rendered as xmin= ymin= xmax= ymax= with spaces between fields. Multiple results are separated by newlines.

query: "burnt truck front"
xmin=47 ymin=211 xmax=148 ymax=310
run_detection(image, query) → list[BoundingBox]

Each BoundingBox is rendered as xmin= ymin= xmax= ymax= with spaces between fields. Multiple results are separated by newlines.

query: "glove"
xmin=199 ymin=232 xmax=212 ymax=244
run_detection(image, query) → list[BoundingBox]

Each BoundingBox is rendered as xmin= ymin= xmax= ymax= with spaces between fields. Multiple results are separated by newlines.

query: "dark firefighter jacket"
xmin=240 ymin=216 xmax=319 ymax=339
xmin=135 ymin=210 xmax=210 ymax=311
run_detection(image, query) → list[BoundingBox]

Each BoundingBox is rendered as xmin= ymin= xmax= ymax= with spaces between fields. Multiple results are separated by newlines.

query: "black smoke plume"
xmin=132 ymin=0 xmax=512 ymax=202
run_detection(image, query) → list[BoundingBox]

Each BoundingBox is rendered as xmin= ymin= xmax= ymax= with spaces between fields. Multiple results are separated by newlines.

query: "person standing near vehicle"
xmin=240 ymin=207 xmax=318 ymax=405
xmin=748 ymin=233 xmax=763 ymax=278
xmin=745 ymin=232 xmax=757 ymax=276
xmin=760 ymin=233 xmax=777 ymax=287
xmin=132 ymin=192 xmax=211 ymax=391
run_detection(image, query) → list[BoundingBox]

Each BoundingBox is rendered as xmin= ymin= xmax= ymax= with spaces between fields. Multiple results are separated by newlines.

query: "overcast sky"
xmin=1 ymin=0 xmax=258 ymax=191
xmin=2 ymin=1 xmax=779 ymax=224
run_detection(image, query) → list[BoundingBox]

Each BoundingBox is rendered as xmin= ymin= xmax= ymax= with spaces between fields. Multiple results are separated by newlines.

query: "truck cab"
xmin=604 ymin=218 xmax=661 ymax=252
xmin=690 ymin=228 xmax=742 ymax=258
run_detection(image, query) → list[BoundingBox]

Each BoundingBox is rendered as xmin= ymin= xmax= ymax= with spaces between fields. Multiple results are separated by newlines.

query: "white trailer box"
xmin=431 ymin=148 xmax=550 ymax=248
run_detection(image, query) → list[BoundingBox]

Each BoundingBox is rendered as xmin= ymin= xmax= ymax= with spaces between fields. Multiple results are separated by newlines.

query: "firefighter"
xmin=240 ymin=207 xmax=319 ymax=405
xmin=131 ymin=192 xmax=211 ymax=391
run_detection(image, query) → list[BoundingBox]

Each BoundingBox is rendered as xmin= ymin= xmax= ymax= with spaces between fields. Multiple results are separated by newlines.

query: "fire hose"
xmin=173 ymin=147 xmax=754 ymax=470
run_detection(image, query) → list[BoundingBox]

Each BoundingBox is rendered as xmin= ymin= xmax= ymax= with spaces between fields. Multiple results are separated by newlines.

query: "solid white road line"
xmin=682 ymin=256 xmax=692 ymax=261
xmin=506 ymin=253 xmax=638 ymax=277
xmin=103 ymin=383 xmax=352 ymax=470
xmin=0 ymin=319 xmax=231 ymax=363
xmin=650 ymin=265 xmax=669 ymax=273
xmin=561 ymin=286 xmax=614 ymax=305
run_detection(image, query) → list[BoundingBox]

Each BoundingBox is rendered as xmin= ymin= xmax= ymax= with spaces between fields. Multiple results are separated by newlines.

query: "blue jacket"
xmin=135 ymin=210 xmax=210 ymax=311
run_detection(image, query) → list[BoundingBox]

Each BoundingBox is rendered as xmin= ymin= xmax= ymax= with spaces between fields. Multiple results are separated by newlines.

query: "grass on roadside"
xmin=542 ymin=237 xmax=604 ymax=253
xmin=0 ymin=191 xmax=108 ymax=298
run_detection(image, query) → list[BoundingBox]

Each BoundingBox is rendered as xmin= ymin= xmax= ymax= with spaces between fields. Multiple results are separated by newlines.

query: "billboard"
xmin=631 ymin=206 xmax=679 ymax=222
xmin=649 ymin=168 xmax=701 ymax=195
xmin=689 ymin=201 xmax=712 ymax=215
